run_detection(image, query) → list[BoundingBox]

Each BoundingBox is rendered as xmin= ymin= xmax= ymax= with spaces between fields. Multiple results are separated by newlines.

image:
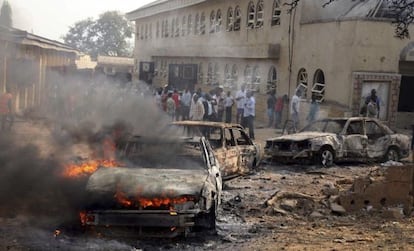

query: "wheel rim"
xmin=321 ymin=150 xmax=333 ymax=166
xmin=387 ymin=149 xmax=398 ymax=161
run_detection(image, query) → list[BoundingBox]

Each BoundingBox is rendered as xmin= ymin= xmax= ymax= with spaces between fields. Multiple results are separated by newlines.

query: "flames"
xmin=62 ymin=159 xmax=123 ymax=178
xmin=114 ymin=190 xmax=195 ymax=210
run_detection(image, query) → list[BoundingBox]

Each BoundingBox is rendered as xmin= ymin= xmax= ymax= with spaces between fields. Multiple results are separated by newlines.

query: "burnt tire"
xmin=384 ymin=147 xmax=400 ymax=162
xmin=316 ymin=147 xmax=334 ymax=167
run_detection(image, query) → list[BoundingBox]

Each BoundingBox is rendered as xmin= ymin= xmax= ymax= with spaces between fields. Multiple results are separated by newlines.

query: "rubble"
xmin=338 ymin=164 xmax=414 ymax=215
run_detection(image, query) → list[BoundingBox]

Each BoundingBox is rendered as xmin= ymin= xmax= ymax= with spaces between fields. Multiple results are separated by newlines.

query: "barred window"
xmin=234 ymin=6 xmax=241 ymax=31
xmin=247 ymin=2 xmax=255 ymax=29
xmin=227 ymin=7 xmax=234 ymax=31
xmin=271 ymin=0 xmax=281 ymax=26
xmin=312 ymin=69 xmax=325 ymax=102
xmin=210 ymin=10 xmax=216 ymax=33
xmin=216 ymin=9 xmax=222 ymax=33
xmin=256 ymin=0 xmax=264 ymax=28
xmin=297 ymin=68 xmax=308 ymax=99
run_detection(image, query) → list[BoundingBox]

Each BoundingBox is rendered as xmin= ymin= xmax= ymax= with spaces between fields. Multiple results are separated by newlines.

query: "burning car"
xmin=172 ymin=121 xmax=261 ymax=180
xmin=264 ymin=117 xmax=411 ymax=166
xmin=80 ymin=135 xmax=222 ymax=237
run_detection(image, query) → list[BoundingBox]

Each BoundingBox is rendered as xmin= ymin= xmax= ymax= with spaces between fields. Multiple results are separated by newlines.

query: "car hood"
xmin=268 ymin=131 xmax=337 ymax=142
xmin=86 ymin=167 xmax=208 ymax=198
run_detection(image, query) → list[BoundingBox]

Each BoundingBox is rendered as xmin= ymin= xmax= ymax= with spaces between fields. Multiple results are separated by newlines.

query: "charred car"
xmin=172 ymin=121 xmax=260 ymax=180
xmin=264 ymin=117 xmax=411 ymax=166
xmin=81 ymin=136 xmax=222 ymax=237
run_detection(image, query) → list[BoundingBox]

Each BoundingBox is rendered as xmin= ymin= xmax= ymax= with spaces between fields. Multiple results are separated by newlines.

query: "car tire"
xmin=317 ymin=147 xmax=334 ymax=167
xmin=384 ymin=147 xmax=400 ymax=162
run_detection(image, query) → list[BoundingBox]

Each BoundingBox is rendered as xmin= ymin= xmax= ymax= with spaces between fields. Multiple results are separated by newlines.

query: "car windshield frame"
xmin=301 ymin=119 xmax=348 ymax=134
xmin=121 ymin=136 xmax=208 ymax=170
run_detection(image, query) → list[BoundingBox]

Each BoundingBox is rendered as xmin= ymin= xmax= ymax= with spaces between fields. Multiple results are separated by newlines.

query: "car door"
xmin=219 ymin=127 xmax=240 ymax=178
xmin=231 ymin=127 xmax=257 ymax=173
xmin=200 ymin=137 xmax=222 ymax=204
xmin=365 ymin=120 xmax=391 ymax=159
xmin=342 ymin=120 xmax=368 ymax=158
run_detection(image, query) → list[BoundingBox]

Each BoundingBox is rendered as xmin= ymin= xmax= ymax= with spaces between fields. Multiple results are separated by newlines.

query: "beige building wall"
xmin=128 ymin=0 xmax=414 ymax=128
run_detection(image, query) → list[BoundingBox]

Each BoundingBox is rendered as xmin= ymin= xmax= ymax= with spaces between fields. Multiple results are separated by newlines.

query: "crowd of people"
xmin=153 ymin=84 xmax=257 ymax=139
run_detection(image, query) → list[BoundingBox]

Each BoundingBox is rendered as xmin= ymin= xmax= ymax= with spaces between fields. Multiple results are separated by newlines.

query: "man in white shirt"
xmin=243 ymin=91 xmax=256 ymax=140
xmin=180 ymin=88 xmax=192 ymax=120
xmin=235 ymin=84 xmax=246 ymax=124
xmin=290 ymin=89 xmax=301 ymax=131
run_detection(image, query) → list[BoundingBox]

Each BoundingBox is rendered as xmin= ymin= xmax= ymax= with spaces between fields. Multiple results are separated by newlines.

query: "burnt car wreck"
xmin=264 ymin=117 xmax=411 ymax=166
xmin=80 ymin=136 xmax=222 ymax=237
xmin=172 ymin=121 xmax=260 ymax=180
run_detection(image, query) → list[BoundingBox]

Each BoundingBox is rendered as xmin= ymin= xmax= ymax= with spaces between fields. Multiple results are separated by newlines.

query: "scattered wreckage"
xmin=78 ymin=135 xmax=222 ymax=237
xmin=172 ymin=121 xmax=261 ymax=180
xmin=264 ymin=117 xmax=411 ymax=166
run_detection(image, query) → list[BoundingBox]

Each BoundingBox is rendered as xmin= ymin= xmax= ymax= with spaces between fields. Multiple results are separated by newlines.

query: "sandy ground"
xmin=1 ymin=121 xmax=414 ymax=250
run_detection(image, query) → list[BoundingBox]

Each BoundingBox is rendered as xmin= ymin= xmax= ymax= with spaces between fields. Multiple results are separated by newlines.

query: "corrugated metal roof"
xmin=0 ymin=25 xmax=79 ymax=54
xmin=301 ymin=0 xmax=396 ymax=23
xmin=97 ymin=55 xmax=134 ymax=66
xmin=127 ymin=0 xmax=206 ymax=20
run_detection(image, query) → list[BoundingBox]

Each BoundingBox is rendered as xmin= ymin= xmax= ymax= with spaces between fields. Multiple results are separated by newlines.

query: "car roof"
xmin=172 ymin=120 xmax=244 ymax=129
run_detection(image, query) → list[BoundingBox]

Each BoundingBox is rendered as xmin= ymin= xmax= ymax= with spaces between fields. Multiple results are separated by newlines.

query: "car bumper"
xmin=82 ymin=209 xmax=201 ymax=228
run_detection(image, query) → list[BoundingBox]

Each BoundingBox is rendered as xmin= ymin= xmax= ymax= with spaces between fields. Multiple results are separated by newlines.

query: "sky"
xmin=7 ymin=0 xmax=155 ymax=42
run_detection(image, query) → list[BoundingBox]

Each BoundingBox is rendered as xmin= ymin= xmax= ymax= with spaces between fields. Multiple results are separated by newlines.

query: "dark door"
xmin=139 ymin=62 xmax=155 ymax=85
xmin=168 ymin=64 xmax=198 ymax=91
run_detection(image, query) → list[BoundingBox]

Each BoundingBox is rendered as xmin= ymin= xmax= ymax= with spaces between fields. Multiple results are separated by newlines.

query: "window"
xmin=347 ymin=121 xmax=364 ymax=135
xmin=207 ymin=63 xmax=213 ymax=85
xmin=156 ymin=21 xmax=159 ymax=38
xmin=161 ymin=21 xmax=164 ymax=38
xmin=312 ymin=69 xmax=325 ymax=102
xmin=247 ymin=1 xmax=255 ymax=29
xmin=175 ymin=17 xmax=180 ymax=37
xmin=232 ymin=64 xmax=238 ymax=84
xmin=214 ymin=63 xmax=220 ymax=85
xmin=248 ymin=65 xmax=260 ymax=92
xmin=200 ymin=12 xmax=206 ymax=35
xmin=267 ymin=66 xmax=277 ymax=91
xmin=140 ymin=25 xmax=144 ymax=40
xmin=182 ymin=16 xmax=186 ymax=36
xmin=227 ymin=7 xmax=234 ymax=31
xmin=171 ymin=18 xmax=175 ymax=37
xmin=297 ymin=68 xmax=308 ymax=99
xmin=256 ymin=0 xmax=264 ymax=28
xmin=149 ymin=23 xmax=152 ymax=39
xmin=244 ymin=65 xmax=252 ymax=85
xmin=210 ymin=10 xmax=216 ymax=33
xmin=271 ymin=0 xmax=281 ymax=26
xmin=198 ymin=62 xmax=203 ymax=84
xmin=136 ymin=25 xmax=140 ymax=39
xmin=164 ymin=19 xmax=169 ymax=37
xmin=188 ymin=15 xmax=193 ymax=35
xmin=216 ymin=9 xmax=222 ymax=32
xmin=195 ymin=13 xmax=200 ymax=35
xmin=224 ymin=64 xmax=232 ymax=87
xmin=234 ymin=6 xmax=241 ymax=31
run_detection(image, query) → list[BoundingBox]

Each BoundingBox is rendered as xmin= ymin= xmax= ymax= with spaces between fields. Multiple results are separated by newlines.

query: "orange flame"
xmin=114 ymin=189 xmax=195 ymax=210
xmin=62 ymin=159 xmax=123 ymax=178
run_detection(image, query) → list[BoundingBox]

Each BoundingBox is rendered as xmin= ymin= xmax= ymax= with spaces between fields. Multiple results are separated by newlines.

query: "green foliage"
xmin=63 ymin=11 xmax=133 ymax=58
xmin=0 ymin=0 xmax=12 ymax=27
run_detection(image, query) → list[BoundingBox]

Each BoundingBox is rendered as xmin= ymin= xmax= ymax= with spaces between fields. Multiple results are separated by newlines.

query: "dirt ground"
xmin=1 ymin=121 xmax=414 ymax=250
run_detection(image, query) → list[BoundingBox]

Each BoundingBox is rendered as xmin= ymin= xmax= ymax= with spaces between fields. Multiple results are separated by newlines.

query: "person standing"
xmin=290 ymin=89 xmax=301 ymax=131
xmin=365 ymin=89 xmax=380 ymax=118
xmin=243 ymin=91 xmax=255 ymax=140
xmin=366 ymin=95 xmax=378 ymax=118
xmin=215 ymin=86 xmax=225 ymax=122
xmin=0 ymin=87 xmax=13 ymax=131
xmin=235 ymin=84 xmax=246 ymax=124
xmin=190 ymin=94 xmax=205 ymax=121
xmin=172 ymin=89 xmax=181 ymax=121
xmin=224 ymin=91 xmax=234 ymax=123
xmin=267 ymin=90 xmax=277 ymax=128
xmin=166 ymin=91 xmax=176 ymax=121
xmin=306 ymin=94 xmax=319 ymax=123
xmin=181 ymin=87 xmax=192 ymax=120
xmin=274 ymin=94 xmax=286 ymax=129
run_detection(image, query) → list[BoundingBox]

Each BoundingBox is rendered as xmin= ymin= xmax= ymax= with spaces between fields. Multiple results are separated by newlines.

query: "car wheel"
xmin=384 ymin=147 xmax=400 ymax=162
xmin=317 ymin=147 xmax=334 ymax=167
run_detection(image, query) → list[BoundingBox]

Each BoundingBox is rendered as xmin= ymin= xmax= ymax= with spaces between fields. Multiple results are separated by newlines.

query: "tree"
xmin=0 ymin=0 xmax=12 ymax=27
xmin=285 ymin=0 xmax=414 ymax=39
xmin=63 ymin=11 xmax=133 ymax=58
